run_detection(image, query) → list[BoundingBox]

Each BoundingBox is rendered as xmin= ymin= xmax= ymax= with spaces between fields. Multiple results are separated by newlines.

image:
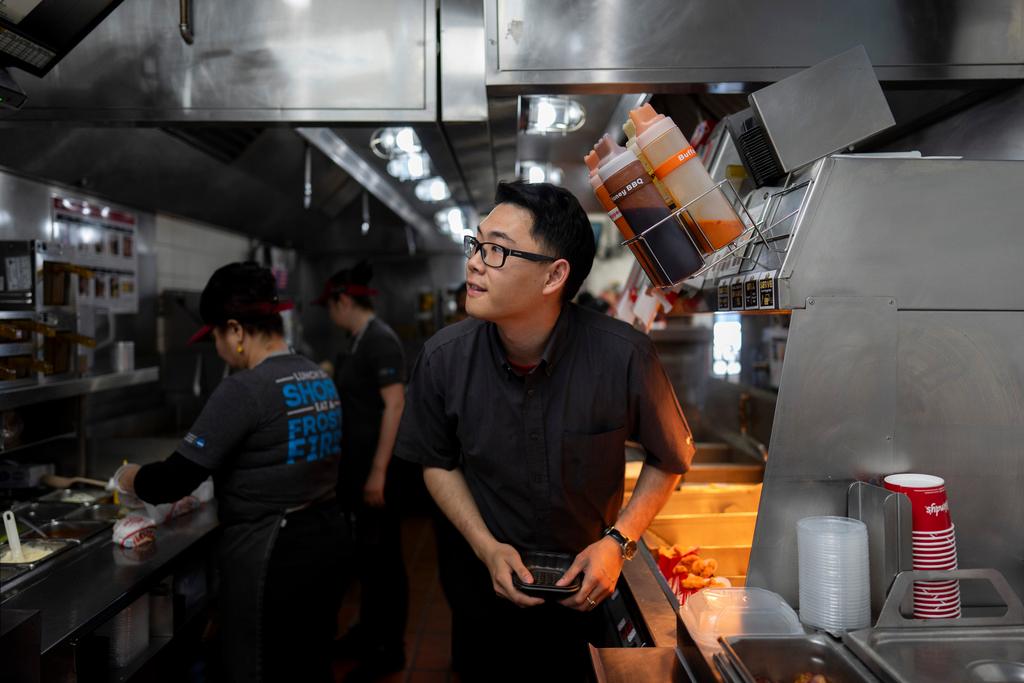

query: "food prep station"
xmin=2 ymin=1 xmax=1024 ymax=681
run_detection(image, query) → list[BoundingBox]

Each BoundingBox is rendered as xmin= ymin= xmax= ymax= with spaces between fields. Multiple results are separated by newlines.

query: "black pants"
xmin=348 ymin=501 xmax=409 ymax=650
xmin=431 ymin=506 xmax=465 ymax=669
xmin=445 ymin=530 xmax=604 ymax=683
xmin=263 ymin=502 xmax=345 ymax=683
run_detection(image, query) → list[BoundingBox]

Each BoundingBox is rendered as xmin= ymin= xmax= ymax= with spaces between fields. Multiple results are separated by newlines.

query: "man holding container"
xmin=395 ymin=181 xmax=694 ymax=682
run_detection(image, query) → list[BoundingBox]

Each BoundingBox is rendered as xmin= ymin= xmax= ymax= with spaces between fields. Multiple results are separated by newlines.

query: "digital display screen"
xmin=0 ymin=0 xmax=124 ymax=76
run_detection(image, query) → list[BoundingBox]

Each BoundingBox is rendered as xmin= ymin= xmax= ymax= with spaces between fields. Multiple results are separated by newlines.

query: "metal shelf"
xmin=0 ymin=367 xmax=160 ymax=410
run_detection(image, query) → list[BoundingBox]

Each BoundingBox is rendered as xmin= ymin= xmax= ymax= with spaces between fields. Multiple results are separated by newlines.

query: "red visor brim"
xmin=188 ymin=324 xmax=214 ymax=345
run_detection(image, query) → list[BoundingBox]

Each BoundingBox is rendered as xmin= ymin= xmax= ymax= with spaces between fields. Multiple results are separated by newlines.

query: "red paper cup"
xmin=913 ymin=554 xmax=958 ymax=565
xmin=914 ymin=581 xmax=958 ymax=591
xmin=912 ymin=527 xmax=956 ymax=540
xmin=914 ymin=548 xmax=957 ymax=558
xmin=915 ymin=605 xmax=961 ymax=614
xmin=885 ymin=474 xmax=952 ymax=532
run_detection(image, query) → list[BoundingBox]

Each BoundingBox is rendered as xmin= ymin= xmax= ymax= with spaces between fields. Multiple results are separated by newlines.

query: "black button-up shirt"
xmin=395 ymin=304 xmax=694 ymax=554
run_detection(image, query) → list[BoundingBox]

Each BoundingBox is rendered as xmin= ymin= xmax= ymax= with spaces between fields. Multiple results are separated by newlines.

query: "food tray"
xmin=37 ymin=487 xmax=110 ymax=505
xmin=12 ymin=501 xmax=81 ymax=523
xmin=26 ymin=519 xmax=111 ymax=541
xmin=649 ymin=512 xmax=757 ymax=548
xmin=717 ymin=633 xmax=879 ymax=683
xmin=513 ymin=550 xmax=581 ymax=598
xmin=63 ymin=504 xmax=122 ymax=522
xmin=844 ymin=569 xmax=1024 ymax=683
xmin=0 ymin=538 xmax=77 ymax=568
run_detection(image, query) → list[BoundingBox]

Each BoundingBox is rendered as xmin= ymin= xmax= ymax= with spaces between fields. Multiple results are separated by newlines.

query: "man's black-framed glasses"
xmin=463 ymin=234 xmax=555 ymax=269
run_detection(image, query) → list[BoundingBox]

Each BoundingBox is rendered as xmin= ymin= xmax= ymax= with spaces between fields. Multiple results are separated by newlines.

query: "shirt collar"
xmin=351 ymin=316 xmax=375 ymax=353
xmin=488 ymin=304 xmax=574 ymax=378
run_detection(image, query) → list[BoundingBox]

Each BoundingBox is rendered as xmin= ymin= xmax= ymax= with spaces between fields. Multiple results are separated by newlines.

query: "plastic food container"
xmin=512 ymin=551 xmax=581 ymax=598
xmin=0 ymin=538 xmax=76 ymax=566
xmin=680 ymin=587 xmax=804 ymax=665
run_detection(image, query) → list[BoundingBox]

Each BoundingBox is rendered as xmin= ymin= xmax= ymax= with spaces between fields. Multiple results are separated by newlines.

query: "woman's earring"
xmin=237 ymin=344 xmax=244 ymax=354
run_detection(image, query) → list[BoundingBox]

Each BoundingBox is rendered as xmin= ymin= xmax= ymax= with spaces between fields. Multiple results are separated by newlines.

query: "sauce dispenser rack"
xmin=621 ymin=179 xmax=809 ymax=287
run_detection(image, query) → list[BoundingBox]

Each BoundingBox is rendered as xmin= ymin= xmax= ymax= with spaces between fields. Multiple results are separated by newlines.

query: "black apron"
xmin=216 ymin=462 xmax=333 ymax=683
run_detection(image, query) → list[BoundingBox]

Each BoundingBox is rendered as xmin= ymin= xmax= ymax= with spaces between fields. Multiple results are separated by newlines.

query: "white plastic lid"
xmin=635 ymin=115 xmax=684 ymax=154
xmin=680 ymin=587 xmax=803 ymax=653
xmin=596 ymin=148 xmax=640 ymax=183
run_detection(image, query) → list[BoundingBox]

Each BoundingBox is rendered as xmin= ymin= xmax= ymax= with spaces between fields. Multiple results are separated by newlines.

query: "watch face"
xmin=623 ymin=540 xmax=638 ymax=560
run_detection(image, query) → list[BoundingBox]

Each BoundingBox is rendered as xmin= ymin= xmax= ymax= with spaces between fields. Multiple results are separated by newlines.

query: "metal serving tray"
xmin=844 ymin=569 xmax=1024 ymax=683
xmin=716 ymin=633 xmax=879 ymax=683
xmin=37 ymin=487 xmax=110 ymax=505
xmin=25 ymin=519 xmax=111 ymax=542
xmin=62 ymin=504 xmax=122 ymax=522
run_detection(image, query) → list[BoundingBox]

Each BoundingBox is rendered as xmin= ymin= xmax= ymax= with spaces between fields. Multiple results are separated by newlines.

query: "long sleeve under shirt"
xmin=134 ymin=452 xmax=211 ymax=504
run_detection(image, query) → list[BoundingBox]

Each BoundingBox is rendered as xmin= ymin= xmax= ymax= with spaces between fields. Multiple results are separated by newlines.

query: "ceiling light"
xmin=386 ymin=152 xmax=431 ymax=181
xmin=524 ymin=96 xmax=586 ymax=135
xmin=369 ymin=127 xmax=421 ymax=159
xmin=434 ymin=207 xmax=468 ymax=239
xmin=517 ymin=161 xmax=564 ymax=186
xmin=416 ymin=177 xmax=450 ymax=202
xmin=394 ymin=128 xmax=420 ymax=154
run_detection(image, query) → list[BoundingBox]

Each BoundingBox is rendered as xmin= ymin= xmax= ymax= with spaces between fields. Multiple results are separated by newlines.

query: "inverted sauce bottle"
xmin=585 ymin=150 xmax=659 ymax=279
xmin=594 ymin=134 xmax=704 ymax=285
xmin=630 ymin=103 xmax=744 ymax=252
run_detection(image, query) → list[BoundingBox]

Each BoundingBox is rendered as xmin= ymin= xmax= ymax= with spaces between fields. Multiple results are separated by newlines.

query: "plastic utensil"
xmin=41 ymin=473 xmax=108 ymax=489
xmin=3 ymin=510 xmax=25 ymax=562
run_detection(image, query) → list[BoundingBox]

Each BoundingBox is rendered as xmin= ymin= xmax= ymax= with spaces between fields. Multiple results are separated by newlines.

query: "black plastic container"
xmin=512 ymin=551 xmax=581 ymax=599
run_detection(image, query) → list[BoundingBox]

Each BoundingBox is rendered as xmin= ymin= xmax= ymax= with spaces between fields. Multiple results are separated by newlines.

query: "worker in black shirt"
xmin=395 ymin=181 xmax=695 ymax=682
xmin=314 ymin=261 xmax=409 ymax=681
xmin=112 ymin=262 xmax=343 ymax=683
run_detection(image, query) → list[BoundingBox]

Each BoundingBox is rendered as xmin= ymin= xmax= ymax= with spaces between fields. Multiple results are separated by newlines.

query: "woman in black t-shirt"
xmin=114 ymin=262 xmax=343 ymax=683
xmin=313 ymin=261 xmax=409 ymax=679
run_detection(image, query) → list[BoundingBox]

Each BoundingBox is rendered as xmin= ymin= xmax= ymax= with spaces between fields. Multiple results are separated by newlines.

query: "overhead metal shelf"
xmin=0 ymin=366 xmax=159 ymax=410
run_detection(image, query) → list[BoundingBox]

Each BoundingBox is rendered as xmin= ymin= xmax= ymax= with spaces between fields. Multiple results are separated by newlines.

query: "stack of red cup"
xmin=883 ymin=473 xmax=961 ymax=619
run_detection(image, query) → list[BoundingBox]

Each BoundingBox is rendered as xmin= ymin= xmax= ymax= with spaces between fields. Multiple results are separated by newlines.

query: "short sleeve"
xmin=177 ymin=375 xmax=259 ymax=470
xmin=368 ymin=333 xmax=407 ymax=388
xmin=394 ymin=349 xmax=459 ymax=470
xmin=629 ymin=342 xmax=695 ymax=474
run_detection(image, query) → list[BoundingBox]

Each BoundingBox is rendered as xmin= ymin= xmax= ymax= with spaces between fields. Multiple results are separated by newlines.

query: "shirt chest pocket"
xmin=561 ymin=426 xmax=627 ymax=503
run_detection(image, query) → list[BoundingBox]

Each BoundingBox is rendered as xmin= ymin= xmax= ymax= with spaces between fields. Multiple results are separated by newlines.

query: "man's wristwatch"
xmin=603 ymin=526 xmax=638 ymax=561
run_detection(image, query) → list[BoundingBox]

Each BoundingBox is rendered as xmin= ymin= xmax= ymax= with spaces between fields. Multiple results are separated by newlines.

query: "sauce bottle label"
xmin=652 ymin=145 xmax=698 ymax=180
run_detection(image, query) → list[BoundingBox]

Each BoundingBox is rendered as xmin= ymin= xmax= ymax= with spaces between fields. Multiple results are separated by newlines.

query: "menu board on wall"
xmin=51 ymin=196 xmax=139 ymax=313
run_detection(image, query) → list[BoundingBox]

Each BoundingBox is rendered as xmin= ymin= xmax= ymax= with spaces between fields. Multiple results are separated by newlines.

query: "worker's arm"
xmin=424 ymin=465 xmax=543 ymax=608
xmin=557 ymin=464 xmax=680 ymax=611
xmin=363 ymin=382 xmax=405 ymax=507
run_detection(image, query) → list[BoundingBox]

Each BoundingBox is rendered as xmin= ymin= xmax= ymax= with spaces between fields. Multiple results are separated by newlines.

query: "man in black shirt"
xmin=314 ymin=262 xmax=409 ymax=681
xmin=395 ymin=181 xmax=694 ymax=681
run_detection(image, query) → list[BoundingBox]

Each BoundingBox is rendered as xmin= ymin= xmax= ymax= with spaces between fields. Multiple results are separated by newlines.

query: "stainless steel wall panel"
xmin=779 ymin=156 xmax=1024 ymax=312
xmin=893 ymin=311 xmax=1024 ymax=597
xmin=883 ymin=85 xmax=1024 ymax=161
xmin=747 ymin=297 xmax=899 ymax=607
xmin=9 ymin=0 xmax=437 ymax=123
xmin=485 ymin=0 xmax=1024 ymax=93
xmin=441 ymin=0 xmax=489 ymax=123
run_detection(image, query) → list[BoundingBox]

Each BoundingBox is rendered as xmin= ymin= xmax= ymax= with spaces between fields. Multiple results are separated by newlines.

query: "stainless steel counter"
xmin=1 ymin=503 xmax=218 ymax=654
xmin=0 ymin=367 xmax=160 ymax=410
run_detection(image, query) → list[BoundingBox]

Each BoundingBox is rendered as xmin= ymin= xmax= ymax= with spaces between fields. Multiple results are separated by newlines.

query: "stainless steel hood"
xmin=484 ymin=0 xmax=1024 ymax=94
xmin=4 ymin=0 xmax=438 ymax=123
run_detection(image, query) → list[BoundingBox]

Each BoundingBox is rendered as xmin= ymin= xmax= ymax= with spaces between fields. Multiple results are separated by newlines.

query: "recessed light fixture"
xmin=416 ymin=177 xmax=451 ymax=202
xmin=523 ymin=96 xmax=586 ymax=135
xmin=435 ymin=207 xmax=468 ymax=240
xmin=386 ymin=152 xmax=431 ymax=181
xmin=370 ymin=127 xmax=422 ymax=159
xmin=517 ymin=161 xmax=564 ymax=185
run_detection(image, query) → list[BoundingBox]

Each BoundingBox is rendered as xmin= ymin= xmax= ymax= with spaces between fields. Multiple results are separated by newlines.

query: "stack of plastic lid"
xmin=797 ymin=516 xmax=870 ymax=633
xmin=884 ymin=473 xmax=961 ymax=618
xmin=680 ymin=587 xmax=803 ymax=666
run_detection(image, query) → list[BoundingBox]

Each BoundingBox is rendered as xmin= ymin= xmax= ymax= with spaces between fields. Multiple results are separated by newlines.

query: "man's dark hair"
xmin=494 ymin=181 xmax=596 ymax=302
